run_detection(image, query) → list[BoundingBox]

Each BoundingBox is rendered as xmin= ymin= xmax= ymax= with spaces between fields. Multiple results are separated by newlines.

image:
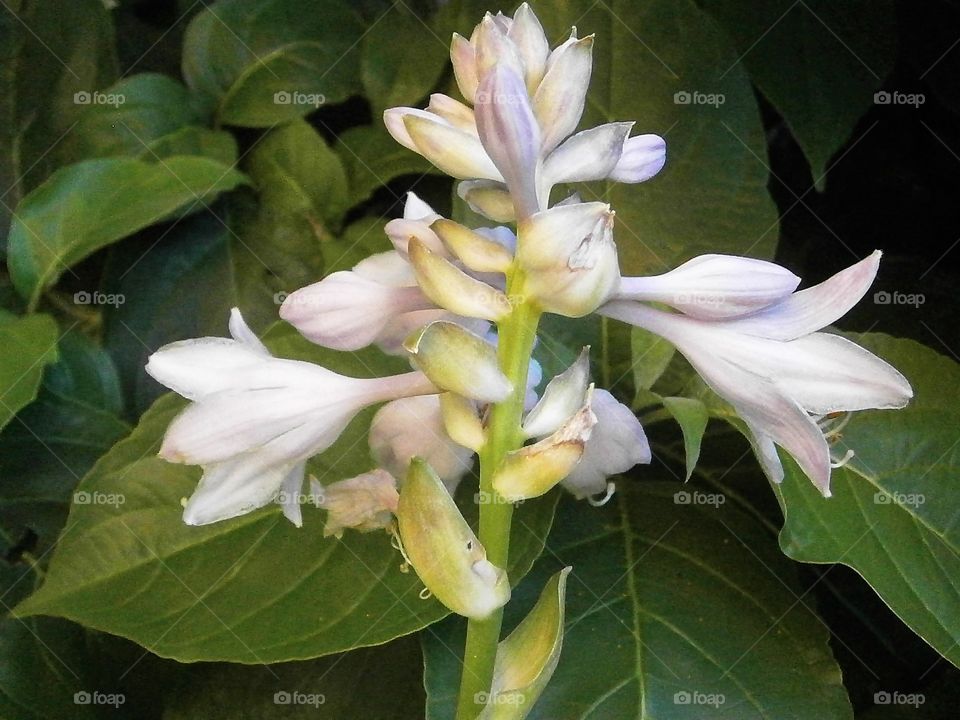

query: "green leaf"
xmin=15 ymin=326 xmax=557 ymax=662
xmin=513 ymin=0 xmax=779 ymax=273
xmin=425 ymin=483 xmax=853 ymax=719
xmin=361 ymin=3 xmax=449 ymax=114
xmin=0 ymin=329 xmax=129 ymax=556
xmin=6 ymin=157 xmax=248 ymax=308
xmin=244 ymin=120 xmax=349 ymax=233
xmin=0 ymin=312 xmax=59 ymax=431
xmin=698 ymin=0 xmax=895 ymax=184
xmin=144 ymin=127 xmax=239 ymax=165
xmin=773 ymin=334 xmax=960 ymax=668
xmin=182 ymin=0 xmax=365 ymax=127
xmin=662 ymin=396 xmax=709 ymax=481
xmin=162 ymin=637 xmax=425 ymax=719
xmin=0 ymin=0 xmax=117 ymax=249
xmin=337 ymin=125 xmax=439 ymax=208
xmin=63 ymin=74 xmax=207 ymax=161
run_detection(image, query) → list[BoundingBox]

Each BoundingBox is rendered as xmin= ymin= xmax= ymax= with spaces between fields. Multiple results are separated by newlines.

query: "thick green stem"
xmin=455 ymin=272 xmax=541 ymax=720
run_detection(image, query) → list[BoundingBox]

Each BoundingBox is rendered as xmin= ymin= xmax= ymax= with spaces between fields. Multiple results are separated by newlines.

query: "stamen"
xmin=830 ymin=448 xmax=855 ymax=468
xmin=390 ymin=525 xmax=414 ymax=573
xmin=419 ymin=587 xmax=432 ymax=601
xmin=818 ymin=412 xmax=852 ymax=440
xmin=587 ymin=481 xmax=616 ymax=507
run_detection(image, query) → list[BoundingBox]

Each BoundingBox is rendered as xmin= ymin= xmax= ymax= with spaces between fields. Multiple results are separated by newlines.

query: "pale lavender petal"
xmin=542 ymin=122 xmax=634 ymax=186
xmin=534 ymin=33 xmax=593 ymax=153
xmin=608 ymin=134 xmax=666 ymax=183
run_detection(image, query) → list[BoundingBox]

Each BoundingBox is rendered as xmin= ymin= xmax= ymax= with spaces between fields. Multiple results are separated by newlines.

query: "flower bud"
xmin=478 ymin=567 xmax=570 ymax=718
xmin=517 ymin=202 xmax=620 ymax=317
xmin=457 ymin=180 xmax=516 ymax=223
xmin=534 ymin=32 xmax=594 ymax=153
xmin=522 ymin=347 xmax=590 ymax=438
xmin=432 ymin=218 xmax=513 ymax=273
xmin=440 ymin=392 xmax=486 ymax=452
xmin=451 ymin=33 xmax=479 ymax=103
xmin=493 ymin=390 xmax=597 ymax=502
xmin=608 ymin=133 xmax=667 ymax=183
xmin=542 ymin=122 xmax=634 ymax=187
xmin=507 ymin=2 xmax=550 ymax=92
xmin=400 ymin=112 xmax=503 ymax=180
xmin=408 ymin=238 xmax=512 ymax=320
xmin=405 ymin=321 xmax=512 ymax=403
xmin=397 ymin=459 xmax=510 ymax=619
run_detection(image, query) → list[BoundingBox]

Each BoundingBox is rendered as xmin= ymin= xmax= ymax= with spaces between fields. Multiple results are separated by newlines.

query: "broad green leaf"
xmin=6 ymin=157 xmax=248 ymax=308
xmin=0 ymin=0 xmax=117 ymax=248
xmin=63 ymin=74 xmax=207 ymax=161
xmin=662 ymin=396 xmax=709 ymax=481
xmin=182 ymin=0 xmax=365 ymax=127
xmin=425 ymin=483 xmax=853 ymax=719
xmin=162 ymin=637 xmax=425 ymax=719
xmin=244 ymin=120 xmax=349 ymax=233
xmin=16 ymin=326 xmax=557 ymax=662
xmin=0 ymin=329 xmax=129 ymax=557
xmin=143 ymin=127 xmax=239 ymax=165
xmin=0 ymin=312 xmax=59 ymax=431
xmin=773 ymin=334 xmax=960 ymax=667
xmin=336 ymin=125 xmax=439 ymax=208
xmin=321 ymin=216 xmax=391 ymax=275
xmin=361 ymin=3 xmax=449 ymax=114
xmin=698 ymin=0 xmax=895 ymax=184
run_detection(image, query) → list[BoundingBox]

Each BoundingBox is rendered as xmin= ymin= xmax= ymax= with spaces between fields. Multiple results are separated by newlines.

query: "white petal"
xmin=518 ymin=201 xmax=611 ymax=264
xmin=723 ymin=251 xmax=882 ymax=340
xmin=383 ymin=107 xmax=437 ymax=152
xmin=542 ymin=122 xmax=633 ymax=187
xmin=616 ymin=254 xmax=800 ymax=319
xmin=403 ymin=191 xmax=442 ymax=222
xmin=353 ymin=250 xmax=416 ymax=287
xmin=523 ymin=347 xmax=590 ymax=437
xmin=562 ymin=390 xmax=650 ymax=498
xmin=384 ymin=217 xmax=448 ymax=258
xmin=228 ymin=308 xmax=268 ymax=354
xmin=508 ymin=2 xmax=550 ymax=90
xmin=146 ymin=337 xmax=268 ymax=401
xmin=404 ymin=113 xmax=503 ymax=181
xmin=280 ymin=272 xmax=433 ymax=351
xmin=451 ymin=32 xmax=478 ymax=103
xmin=457 ymin=180 xmax=515 ymax=222
xmin=427 ymin=94 xmax=478 ymax=135
xmin=277 ymin=461 xmax=308 ymax=527
xmin=534 ymin=34 xmax=593 ymax=152
xmin=370 ymin=395 xmax=474 ymax=494
xmin=608 ymin=134 xmax=666 ymax=183
xmin=182 ymin=453 xmax=301 ymax=526
xmin=475 ymin=64 xmax=541 ymax=217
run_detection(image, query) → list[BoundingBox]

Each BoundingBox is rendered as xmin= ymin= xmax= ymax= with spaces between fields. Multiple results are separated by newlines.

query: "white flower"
xmin=370 ymin=395 xmax=474 ymax=495
xmin=384 ymin=4 xmax=665 ymax=221
xmin=601 ymin=252 xmax=912 ymax=495
xmin=146 ymin=309 xmax=435 ymax=526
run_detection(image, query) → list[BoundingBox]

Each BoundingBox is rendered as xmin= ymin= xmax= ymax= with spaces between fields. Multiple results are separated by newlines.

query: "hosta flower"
xmin=602 ymin=252 xmax=912 ymax=494
xmin=146 ymin=309 xmax=436 ymax=526
xmin=370 ymin=395 xmax=474 ymax=494
xmin=315 ymin=470 xmax=399 ymax=538
xmin=384 ymin=3 xmax=665 ymax=221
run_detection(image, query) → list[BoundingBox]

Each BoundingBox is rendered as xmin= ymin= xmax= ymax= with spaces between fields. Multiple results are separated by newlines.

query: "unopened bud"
xmin=397 ymin=459 xmax=510 ymax=619
xmin=440 ymin=392 xmax=486 ymax=451
xmin=432 ymin=218 xmax=513 ymax=273
xmin=457 ymin=180 xmax=516 ymax=223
